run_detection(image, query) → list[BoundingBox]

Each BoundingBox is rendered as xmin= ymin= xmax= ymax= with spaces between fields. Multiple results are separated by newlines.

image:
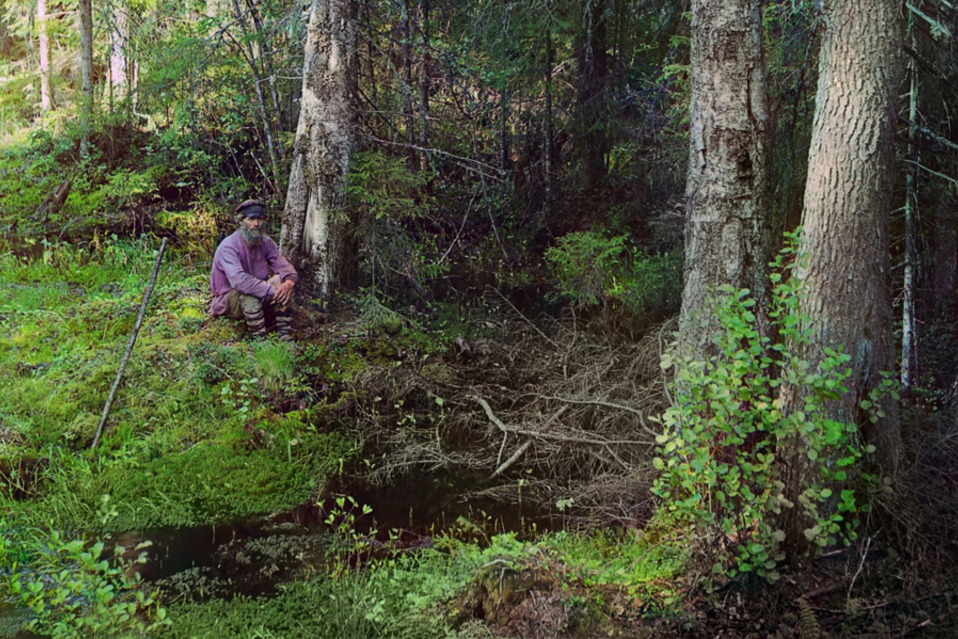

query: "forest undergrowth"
xmin=0 ymin=236 xmax=956 ymax=638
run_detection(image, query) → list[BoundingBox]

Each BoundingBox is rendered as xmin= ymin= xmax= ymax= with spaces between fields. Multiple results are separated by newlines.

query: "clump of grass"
xmin=155 ymin=525 xmax=686 ymax=639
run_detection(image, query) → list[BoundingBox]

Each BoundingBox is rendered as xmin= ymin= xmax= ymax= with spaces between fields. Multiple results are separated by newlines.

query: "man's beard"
xmin=240 ymin=226 xmax=263 ymax=245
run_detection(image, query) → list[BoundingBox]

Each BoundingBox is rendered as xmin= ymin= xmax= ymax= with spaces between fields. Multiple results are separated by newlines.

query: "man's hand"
xmin=272 ymin=279 xmax=295 ymax=309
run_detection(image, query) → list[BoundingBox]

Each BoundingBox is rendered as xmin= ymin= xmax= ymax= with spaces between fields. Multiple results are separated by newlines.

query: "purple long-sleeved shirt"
xmin=209 ymin=231 xmax=298 ymax=316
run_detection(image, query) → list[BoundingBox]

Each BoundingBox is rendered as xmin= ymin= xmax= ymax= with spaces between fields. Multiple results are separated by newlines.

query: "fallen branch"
xmin=37 ymin=179 xmax=72 ymax=221
xmin=491 ymin=440 xmax=533 ymax=478
xmin=470 ymin=395 xmax=652 ymax=447
xmin=91 ymin=237 xmax=168 ymax=449
xmin=540 ymin=395 xmax=659 ymax=436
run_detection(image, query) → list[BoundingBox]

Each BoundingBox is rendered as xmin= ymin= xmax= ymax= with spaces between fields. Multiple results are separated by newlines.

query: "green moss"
xmin=0 ymin=240 xmax=368 ymax=533
xmin=37 ymin=428 xmax=355 ymax=531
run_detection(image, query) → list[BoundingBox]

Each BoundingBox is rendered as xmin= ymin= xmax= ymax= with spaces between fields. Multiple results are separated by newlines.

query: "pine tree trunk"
xmin=280 ymin=0 xmax=358 ymax=301
xmin=782 ymin=0 xmax=904 ymax=554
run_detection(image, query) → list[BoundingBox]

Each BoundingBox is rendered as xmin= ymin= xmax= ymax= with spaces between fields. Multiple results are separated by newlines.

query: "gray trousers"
xmin=225 ymin=275 xmax=293 ymax=340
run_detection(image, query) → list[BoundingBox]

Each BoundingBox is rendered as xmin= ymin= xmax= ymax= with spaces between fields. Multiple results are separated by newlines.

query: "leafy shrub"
xmin=545 ymin=230 xmax=681 ymax=325
xmin=345 ymin=151 xmax=444 ymax=299
xmin=156 ymin=201 xmax=220 ymax=257
xmin=652 ymin=238 xmax=880 ymax=584
xmin=0 ymin=498 xmax=169 ymax=638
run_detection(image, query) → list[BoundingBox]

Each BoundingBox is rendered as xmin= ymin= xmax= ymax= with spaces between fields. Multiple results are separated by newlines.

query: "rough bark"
xmin=780 ymin=0 xmax=904 ymax=555
xmin=280 ymin=0 xmax=358 ymax=301
xmin=678 ymin=0 xmax=772 ymax=356
xmin=795 ymin=0 xmax=902 ymax=456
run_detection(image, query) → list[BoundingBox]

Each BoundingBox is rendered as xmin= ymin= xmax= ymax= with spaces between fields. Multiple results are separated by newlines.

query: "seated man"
xmin=210 ymin=199 xmax=298 ymax=341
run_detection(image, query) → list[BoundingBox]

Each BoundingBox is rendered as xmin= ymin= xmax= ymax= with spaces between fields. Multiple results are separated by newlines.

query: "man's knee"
xmin=239 ymin=294 xmax=264 ymax=315
xmin=225 ymin=290 xmax=264 ymax=321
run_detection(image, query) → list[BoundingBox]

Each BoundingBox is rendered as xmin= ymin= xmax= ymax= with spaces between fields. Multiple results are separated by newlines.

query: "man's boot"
xmin=240 ymin=297 xmax=268 ymax=339
xmin=275 ymin=308 xmax=293 ymax=342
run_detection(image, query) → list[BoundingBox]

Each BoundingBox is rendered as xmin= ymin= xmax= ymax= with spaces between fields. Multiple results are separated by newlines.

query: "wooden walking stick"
xmin=91 ymin=237 xmax=168 ymax=449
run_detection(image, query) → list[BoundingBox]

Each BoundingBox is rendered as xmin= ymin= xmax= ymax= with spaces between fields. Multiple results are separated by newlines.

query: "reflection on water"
xmin=0 ymin=471 xmax=554 ymax=632
xmin=0 ymin=601 xmax=38 ymax=638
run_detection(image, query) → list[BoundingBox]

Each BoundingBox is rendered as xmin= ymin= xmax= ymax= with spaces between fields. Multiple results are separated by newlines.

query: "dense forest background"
xmin=1 ymin=0 xmax=958 ymax=637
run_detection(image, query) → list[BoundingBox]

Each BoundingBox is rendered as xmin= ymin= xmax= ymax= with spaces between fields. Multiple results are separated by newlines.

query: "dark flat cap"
xmin=234 ymin=199 xmax=266 ymax=219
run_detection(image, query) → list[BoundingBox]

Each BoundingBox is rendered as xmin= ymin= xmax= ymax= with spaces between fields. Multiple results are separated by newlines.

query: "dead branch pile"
xmin=352 ymin=314 xmax=677 ymax=525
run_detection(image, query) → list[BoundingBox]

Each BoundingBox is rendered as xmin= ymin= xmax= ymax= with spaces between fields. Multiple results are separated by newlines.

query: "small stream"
xmin=143 ymin=471 xmax=553 ymax=599
xmin=1 ymin=472 xmax=555 ymax=634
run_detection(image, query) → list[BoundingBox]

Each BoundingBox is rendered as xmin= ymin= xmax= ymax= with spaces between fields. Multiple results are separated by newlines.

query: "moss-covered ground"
xmin=1 ymin=135 xmax=956 ymax=639
xmin=0 ymin=238 xmax=694 ymax=638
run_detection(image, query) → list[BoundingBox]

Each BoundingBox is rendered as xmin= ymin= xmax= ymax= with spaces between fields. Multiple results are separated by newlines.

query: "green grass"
xmin=0 ymin=238 xmax=360 ymax=529
xmin=154 ymin=528 xmax=687 ymax=639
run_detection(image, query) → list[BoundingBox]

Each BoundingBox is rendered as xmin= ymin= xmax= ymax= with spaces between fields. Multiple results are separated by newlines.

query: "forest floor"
xmin=1 ymin=241 xmax=957 ymax=638
xmin=284 ymin=296 xmax=958 ymax=639
xmin=204 ymin=296 xmax=958 ymax=639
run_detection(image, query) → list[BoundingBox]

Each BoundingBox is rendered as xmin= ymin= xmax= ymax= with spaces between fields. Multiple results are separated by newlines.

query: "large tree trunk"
xmin=280 ymin=0 xmax=358 ymax=301
xmin=796 ymin=0 xmax=902 ymax=454
xmin=782 ymin=0 xmax=903 ymax=551
xmin=678 ymin=0 xmax=772 ymax=356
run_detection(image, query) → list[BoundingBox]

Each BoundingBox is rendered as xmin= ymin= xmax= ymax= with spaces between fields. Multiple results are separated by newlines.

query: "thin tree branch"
xmin=470 ymin=396 xmax=652 ymax=447
xmin=903 ymin=117 xmax=958 ymax=153
xmin=491 ymin=440 xmax=533 ymax=478
xmin=906 ymin=2 xmax=953 ymax=39
xmin=904 ymin=158 xmax=958 ymax=186
xmin=92 ymin=237 xmax=168 ymax=449
xmin=540 ymin=395 xmax=659 ymax=436
xmin=365 ymin=134 xmax=507 ymax=180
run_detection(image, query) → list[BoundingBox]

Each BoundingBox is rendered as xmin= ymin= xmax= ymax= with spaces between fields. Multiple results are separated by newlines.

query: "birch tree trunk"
xmin=794 ymin=0 xmax=902 ymax=464
xmin=78 ymin=0 xmax=94 ymax=151
xmin=678 ymin=0 xmax=772 ymax=356
xmin=109 ymin=3 xmax=129 ymax=106
xmin=280 ymin=0 xmax=358 ymax=301
xmin=38 ymin=0 xmax=52 ymax=112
